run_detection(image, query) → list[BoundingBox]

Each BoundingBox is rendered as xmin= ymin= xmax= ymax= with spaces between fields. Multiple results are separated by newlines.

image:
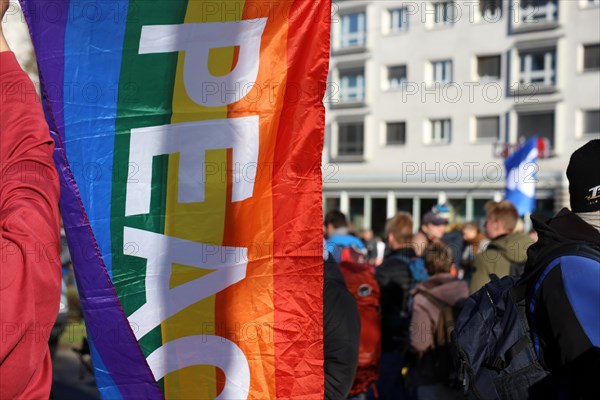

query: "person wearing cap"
xmin=468 ymin=200 xmax=534 ymax=293
xmin=413 ymin=210 xmax=448 ymax=257
xmin=524 ymin=139 xmax=600 ymax=399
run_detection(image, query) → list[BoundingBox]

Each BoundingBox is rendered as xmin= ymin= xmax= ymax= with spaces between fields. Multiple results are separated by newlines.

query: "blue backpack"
xmin=452 ymin=242 xmax=600 ymax=399
xmin=390 ymin=254 xmax=429 ymax=283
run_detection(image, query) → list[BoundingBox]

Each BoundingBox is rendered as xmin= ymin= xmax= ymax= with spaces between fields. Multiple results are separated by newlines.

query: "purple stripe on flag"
xmin=19 ymin=0 xmax=67 ymax=140
xmin=50 ymin=129 xmax=163 ymax=399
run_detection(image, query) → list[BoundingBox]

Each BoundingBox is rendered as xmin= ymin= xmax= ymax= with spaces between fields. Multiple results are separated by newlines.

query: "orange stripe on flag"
xmin=272 ymin=1 xmax=330 ymax=398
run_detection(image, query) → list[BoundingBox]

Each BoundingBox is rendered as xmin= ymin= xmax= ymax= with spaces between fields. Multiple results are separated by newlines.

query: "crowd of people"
xmin=1 ymin=0 xmax=598 ymax=396
xmin=324 ymin=139 xmax=600 ymax=400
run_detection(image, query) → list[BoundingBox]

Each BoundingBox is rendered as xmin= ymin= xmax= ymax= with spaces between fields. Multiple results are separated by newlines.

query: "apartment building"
xmin=324 ymin=0 xmax=600 ymax=234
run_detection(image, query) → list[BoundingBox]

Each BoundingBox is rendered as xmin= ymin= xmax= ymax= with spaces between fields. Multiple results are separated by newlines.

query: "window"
xmin=432 ymin=60 xmax=453 ymax=84
xmin=341 ymin=13 xmax=366 ymax=48
xmin=587 ymin=0 xmax=600 ymax=5
xmin=519 ymin=0 xmax=558 ymax=23
xmin=480 ymin=0 xmax=502 ymax=19
xmin=387 ymin=65 xmax=407 ymax=89
xmin=520 ymin=48 xmax=556 ymax=86
xmin=476 ymin=116 xmax=500 ymax=141
xmin=387 ymin=122 xmax=406 ymax=145
xmin=518 ymin=111 xmax=555 ymax=148
xmin=338 ymin=122 xmax=364 ymax=156
xmin=390 ymin=7 xmax=409 ymax=32
xmin=583 ymin=44 xmax=600 ymax=70
xmin=396 ymin=198 xmax=413 ymax=214
xmin=339 ymin=68 xmax=365 ymax=102
xmin=326 ymin=197 xmax=340 ymax=213
xmin=584 ymin=110 xmax=600 ymax=135
xmin=349 ymin=198 xmax=365 ymax=230
xmin=430 ymin=119 xmax=452 ymax=144
xmin=477 ymin=55 xmax=501 ymax=80
xmin=435 ymin=1 xmax=456 ymax=25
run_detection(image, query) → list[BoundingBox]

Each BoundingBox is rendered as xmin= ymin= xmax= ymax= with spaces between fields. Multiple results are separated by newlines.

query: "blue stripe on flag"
xmin=64 ymin=0 xmax=130 ymax=278
xmin=505 ymin=137 xmax=538 ymax=215
xmin=88 ymin=334 xmax=123 ymax=400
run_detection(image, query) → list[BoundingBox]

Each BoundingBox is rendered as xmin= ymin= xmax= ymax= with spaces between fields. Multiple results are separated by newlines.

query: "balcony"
xmin=512 ymin=1 xmax=559 ymax=33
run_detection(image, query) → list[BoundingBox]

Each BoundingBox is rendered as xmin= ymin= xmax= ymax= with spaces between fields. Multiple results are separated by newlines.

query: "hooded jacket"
xmin=469 ymin=231 xmax=534 ymax=293
xmin=525 ymin=209 xmax=600 ymax=399
xmin=409 ymin=273 xmax=468 ymax=385
xmin=410 ymin=273 xmax=468 ymax=353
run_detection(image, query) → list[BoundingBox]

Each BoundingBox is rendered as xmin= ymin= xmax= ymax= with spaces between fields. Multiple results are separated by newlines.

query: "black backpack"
xmin=452 ymin=242 xmax=600 ymax=399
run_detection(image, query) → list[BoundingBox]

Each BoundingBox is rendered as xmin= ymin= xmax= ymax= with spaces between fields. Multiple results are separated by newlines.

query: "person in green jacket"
xmin=469 ymin=201 xmax=534 ymax=293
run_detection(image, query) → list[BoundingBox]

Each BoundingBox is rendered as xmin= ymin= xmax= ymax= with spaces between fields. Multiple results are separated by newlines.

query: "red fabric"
xmin=272 ymin=1 xmax=330 ymax=398
xmin=0 ymin=51 xmax=61 ymax=399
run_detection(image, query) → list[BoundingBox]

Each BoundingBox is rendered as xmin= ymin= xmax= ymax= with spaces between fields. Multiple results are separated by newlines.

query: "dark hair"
xmin=423 ymin=242 xmax=453 ymax=275
xmin=324 ymin=210 xmax=348 ymax=229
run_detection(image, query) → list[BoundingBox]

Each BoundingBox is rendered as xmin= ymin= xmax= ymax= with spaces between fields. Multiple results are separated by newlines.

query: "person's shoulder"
xmin=0 ymin=52 xmax=22 ymax=77
xmin=0 ymin=52 xmax=32 ymax=96
xmin=329 ymin=234 xmax=364 ymax=249
xmin=442 ymin=278 xmax=469 ymax=298
xmin=377 ymin=257 xmax=397 ymax=272
xmin=382 ymin=251 xmax=411 ymax=266
xmin=475 ymin=243 xmax=499 ymax=262
xmin=349 ymin=235 xmax=365 ymax=248
xmin=413 ymin=230 xmax=426 ymax=242
xmin=508 ymin=231 xmax=535 ymax=246
xmin=377 ymin=255 xmax=409 ymax=279
xmin=411 ymin=286 xmax=430 ymax=307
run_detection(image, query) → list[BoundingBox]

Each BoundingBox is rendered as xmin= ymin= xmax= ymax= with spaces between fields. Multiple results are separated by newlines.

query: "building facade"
xmin=324 ymin=0 xmax=600 ymax=234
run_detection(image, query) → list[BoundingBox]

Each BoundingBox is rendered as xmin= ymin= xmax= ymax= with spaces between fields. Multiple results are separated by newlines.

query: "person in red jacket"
xmin=1 ymin=1 xmax=61 ymax=397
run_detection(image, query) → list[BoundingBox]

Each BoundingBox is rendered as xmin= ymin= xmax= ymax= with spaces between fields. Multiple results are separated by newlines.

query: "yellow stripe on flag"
xmin=163 ymin=1 xmax=246 ymax=398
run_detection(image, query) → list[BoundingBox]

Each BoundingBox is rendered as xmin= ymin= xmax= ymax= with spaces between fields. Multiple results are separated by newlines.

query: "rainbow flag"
xmin=20 ymin=0 xmax=329 ymax=398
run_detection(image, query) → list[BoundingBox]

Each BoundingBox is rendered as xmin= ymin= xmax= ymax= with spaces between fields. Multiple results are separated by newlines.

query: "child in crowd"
xmin=409 ymin=243 xmax=468 ymax=400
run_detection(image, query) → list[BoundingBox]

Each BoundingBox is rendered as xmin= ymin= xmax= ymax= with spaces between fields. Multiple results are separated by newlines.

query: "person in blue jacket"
xmin=325 ymin=210 xmax=365 ymax=263
xmin=526 ymin=139 xmax=600 ymax=399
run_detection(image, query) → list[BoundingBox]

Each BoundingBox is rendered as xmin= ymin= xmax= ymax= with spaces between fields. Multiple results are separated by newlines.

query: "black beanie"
xmin=566 ymin=139 xmax=600 ymax=213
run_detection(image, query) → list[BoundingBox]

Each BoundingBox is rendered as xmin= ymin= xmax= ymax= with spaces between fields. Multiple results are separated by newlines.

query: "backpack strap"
xmin=485 ymin=335 xmax=531 ymax=371
xmin=389 ymin=253 xmax=429 ymax=282
xmin=483 ymin=274 xmax=505 ymax=316
xmin=415 ymin=289 xmax=455 ymax=347
xmin=415 ymin=289 xmax=451 ymax=309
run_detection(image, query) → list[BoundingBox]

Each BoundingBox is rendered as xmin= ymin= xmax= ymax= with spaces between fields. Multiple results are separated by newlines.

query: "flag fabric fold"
xmin=19 ymin=0 xmax=330 ymax=398
xmin=505 ymin=137 xmax=539 ymax=216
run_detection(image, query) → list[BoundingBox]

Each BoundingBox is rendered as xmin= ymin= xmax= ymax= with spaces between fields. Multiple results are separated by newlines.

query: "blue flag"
xmin=505 ymin=137 xmax=539 ymax=216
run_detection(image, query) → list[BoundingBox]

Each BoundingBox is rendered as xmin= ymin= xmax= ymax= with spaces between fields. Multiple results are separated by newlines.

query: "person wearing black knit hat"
xmin=566 ymin=139 xmax=600 ymax=231
xmin=523 ymin=139 xmax=600 ymax=399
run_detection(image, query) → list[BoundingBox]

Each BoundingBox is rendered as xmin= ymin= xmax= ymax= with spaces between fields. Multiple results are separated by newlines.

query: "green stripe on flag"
xmin=111 ymin=0 xmax=189 ymax=358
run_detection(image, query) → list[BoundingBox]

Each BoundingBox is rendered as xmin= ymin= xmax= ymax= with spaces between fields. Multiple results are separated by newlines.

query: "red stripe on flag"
xmin=273 ymin=0 xmax=331 ymax=398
